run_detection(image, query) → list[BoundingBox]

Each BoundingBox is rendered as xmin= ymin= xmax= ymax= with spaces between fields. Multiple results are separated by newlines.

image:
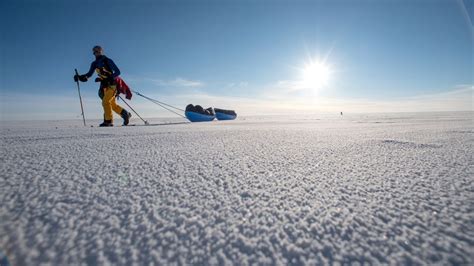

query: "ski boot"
xmin=99 ymin=120 xmax=113 ymax=127
xmin=121 ymin=110 xmax=132 ymax=126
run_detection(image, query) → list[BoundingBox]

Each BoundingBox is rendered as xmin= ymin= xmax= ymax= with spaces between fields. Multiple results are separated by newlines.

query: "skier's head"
xmin=92 ymin=45 xmax=103 ymax=58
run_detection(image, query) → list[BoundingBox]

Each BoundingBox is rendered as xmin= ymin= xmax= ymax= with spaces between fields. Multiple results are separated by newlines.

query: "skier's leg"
xmin=102 ymin=87 xmax=115 ymax=122
xmin=109 ymin=86 xmax=131 ymax=125
xmin=109 ymin=87 xmax=123 ymax=114
xmin=111 ymin=97 xmax=124 ymax=115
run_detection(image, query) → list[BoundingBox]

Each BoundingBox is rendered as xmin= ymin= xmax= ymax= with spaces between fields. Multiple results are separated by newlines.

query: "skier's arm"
xmin=84 ymin=61 xmax=97 ymax=78
xmin=74 ymin=64 xmax=92 ymax=82
xmin=106 ymin=58 xmax=121 ymax=78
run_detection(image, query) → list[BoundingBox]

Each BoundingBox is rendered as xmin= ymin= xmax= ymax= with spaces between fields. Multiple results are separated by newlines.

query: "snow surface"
xmin=1 ymin=112 xmax=473 ymax=265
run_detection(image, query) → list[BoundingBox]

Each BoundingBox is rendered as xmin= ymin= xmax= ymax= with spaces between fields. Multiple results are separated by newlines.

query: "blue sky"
xmin=0 ymin=0 xmax=472 ymax=120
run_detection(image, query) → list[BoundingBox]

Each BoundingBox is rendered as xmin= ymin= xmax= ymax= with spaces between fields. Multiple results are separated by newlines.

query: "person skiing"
xmin=74 ymin=45 xmax=131 ymax=127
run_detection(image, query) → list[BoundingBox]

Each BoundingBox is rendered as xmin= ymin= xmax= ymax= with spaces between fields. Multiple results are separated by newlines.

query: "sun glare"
xmin=300 ymin=61 xmax=332 ymax=90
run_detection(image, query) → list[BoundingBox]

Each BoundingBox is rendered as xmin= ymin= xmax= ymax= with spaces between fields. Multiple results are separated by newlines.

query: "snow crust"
xmin=1 ymin=112 xmax=473 ymax=264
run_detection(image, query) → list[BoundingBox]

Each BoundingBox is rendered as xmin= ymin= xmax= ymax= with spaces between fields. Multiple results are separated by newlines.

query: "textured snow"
xmin=1 ymin=112 xmax=473 ymax=265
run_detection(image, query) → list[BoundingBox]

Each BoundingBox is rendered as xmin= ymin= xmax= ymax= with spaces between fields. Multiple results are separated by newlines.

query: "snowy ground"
xmin=1 ymin=112 xmax=473 ymax=265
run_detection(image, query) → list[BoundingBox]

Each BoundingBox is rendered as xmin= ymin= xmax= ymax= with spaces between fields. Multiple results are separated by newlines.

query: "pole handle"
xmin=74 ymin=68 xmax=86 ymax=126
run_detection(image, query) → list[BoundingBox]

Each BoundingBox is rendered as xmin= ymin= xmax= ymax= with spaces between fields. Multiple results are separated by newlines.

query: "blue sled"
xmin=185 ymin=111 xmax=215 ymax=122
xmin=215 ymin=112 xmax=237 ymax=121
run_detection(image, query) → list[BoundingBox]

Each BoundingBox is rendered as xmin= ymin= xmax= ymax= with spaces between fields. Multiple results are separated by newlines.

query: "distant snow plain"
xmin=1 ymin=112 xmax=473 ymax=265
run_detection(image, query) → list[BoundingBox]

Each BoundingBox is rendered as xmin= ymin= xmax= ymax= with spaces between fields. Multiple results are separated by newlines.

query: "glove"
xmin=79 ymin=75 xmax=88 ymax=82
xmin=74 ymin=74 xmax=88 ymax=82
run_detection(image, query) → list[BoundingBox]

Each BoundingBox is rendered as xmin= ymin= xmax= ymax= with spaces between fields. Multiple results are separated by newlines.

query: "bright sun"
xmin=301 ymin=61 xmax=332 ymax=90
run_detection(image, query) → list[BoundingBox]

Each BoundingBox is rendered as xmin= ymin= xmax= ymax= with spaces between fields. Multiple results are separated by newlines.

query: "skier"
xmin=74 ymin=45 xmax=131 ymax=127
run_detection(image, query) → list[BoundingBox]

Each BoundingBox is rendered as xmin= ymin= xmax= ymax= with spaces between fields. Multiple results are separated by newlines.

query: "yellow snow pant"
xmin=102 ymin=86 xmax=124 ymax=121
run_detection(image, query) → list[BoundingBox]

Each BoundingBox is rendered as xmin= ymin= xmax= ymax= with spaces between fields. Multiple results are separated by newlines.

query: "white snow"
xmin=1 ymin=112 xmax=473 ymax=265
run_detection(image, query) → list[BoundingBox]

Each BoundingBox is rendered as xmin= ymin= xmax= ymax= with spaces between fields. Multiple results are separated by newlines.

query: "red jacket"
xmin=115 ymin=77 xmax=133 ymax=100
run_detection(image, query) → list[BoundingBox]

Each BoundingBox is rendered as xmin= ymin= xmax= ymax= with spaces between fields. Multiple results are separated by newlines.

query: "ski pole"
xmin=74 ymin=69 xmax=86 ymax=126
xmin=118 ymin=95 xmax=149 ymax=125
